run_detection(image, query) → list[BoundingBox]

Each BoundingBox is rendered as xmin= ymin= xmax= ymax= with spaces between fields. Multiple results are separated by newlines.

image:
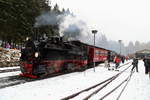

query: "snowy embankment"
xmin=0 ymin=60 xmax=150 ymax=100
xmin=0 ymin=48 xmax=20 ymax=67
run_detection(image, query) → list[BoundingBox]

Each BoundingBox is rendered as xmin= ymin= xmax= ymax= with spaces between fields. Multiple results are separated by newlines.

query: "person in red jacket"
xmin=114 ymin=55 xmax=121 ymax=69
xmin=125 ymin=56 xmax=129 ymax=61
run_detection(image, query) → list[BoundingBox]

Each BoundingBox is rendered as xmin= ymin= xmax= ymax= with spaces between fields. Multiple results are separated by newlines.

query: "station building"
xmin=135 ymin=49 xmax=150 ymax=59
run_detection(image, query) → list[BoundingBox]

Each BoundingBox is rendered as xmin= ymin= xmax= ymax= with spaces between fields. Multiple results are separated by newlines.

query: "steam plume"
xmin=34 ymin=11 xmax=93 ymax=43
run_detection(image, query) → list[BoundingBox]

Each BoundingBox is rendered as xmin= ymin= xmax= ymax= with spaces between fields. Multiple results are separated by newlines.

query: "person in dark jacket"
xmin=143 ymin=57 xmax=150 ymax=79
xmin=131 ymin=57 xmax=139 ymax=72
xmin=143 ymin=57 xmax=149 ymax=74
xmin=148 ymin=59 xmax=150 ymax=79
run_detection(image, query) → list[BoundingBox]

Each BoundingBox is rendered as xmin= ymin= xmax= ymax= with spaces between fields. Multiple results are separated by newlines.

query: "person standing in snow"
xmin=125 ymin=56 xmax=129 ymax=61
xmin=5 ymin=42 xmax=11 ymax=49
xmin=131 ymin=57 xmax=139 ymax=72
xmin=147 ymin=59 xmax=150 ymax=79
xmin=106 ymin=52 xmax=111 ymax=69
xmin=114 ymin=55 xmax=121 ymax=70
xmin=143 ymin=56 xmax=149 ymax=74
xmin=121 ymin=56 xmax=125 ymax=64
xmin=143 ymin=56 xmax=150 ymax=79
xmin=104 ymin=60 xmax=109 ymax=67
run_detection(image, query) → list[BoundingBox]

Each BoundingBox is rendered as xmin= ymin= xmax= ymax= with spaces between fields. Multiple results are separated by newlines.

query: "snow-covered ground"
xmin=0 ymin=60 xmax=149 ymax=100
xmin=119 ymin=60 xmax=150 ymax=100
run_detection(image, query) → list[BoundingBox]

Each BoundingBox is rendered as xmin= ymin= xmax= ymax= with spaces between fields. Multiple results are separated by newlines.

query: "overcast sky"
xmin=51 ymin=0 xmax=150 ymax=45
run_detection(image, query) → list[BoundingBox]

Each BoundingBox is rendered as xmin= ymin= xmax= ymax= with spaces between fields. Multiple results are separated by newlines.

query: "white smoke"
xmin=59 ymin=14 xmax=92 ymax=43
xmin=34 ymin=11 xmax=93 ymax=43
xmin=34 ymin=12 xmax=61 ymax=27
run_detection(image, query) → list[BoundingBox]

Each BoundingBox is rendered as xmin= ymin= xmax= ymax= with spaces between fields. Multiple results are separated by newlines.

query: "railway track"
xmin=0 ymin=75 xmax=31 ymax=89
xmin=117 ymin=61 xmax=132 ymax=69
xmin=0 ymin=62 xmax=132 ymax=90
xmin=61 ymin=63 xmax=133 ymax=100
xmin=0 ymin=71 xmax=70 ymax=89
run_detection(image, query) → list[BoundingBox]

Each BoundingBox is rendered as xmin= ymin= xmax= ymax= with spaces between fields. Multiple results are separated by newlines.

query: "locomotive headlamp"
xmin=18 ymin=52 xmax=22 ymax=57
xmin=35 ymin=52 xmax=39 ymax=58
xmin=26 ymin=37 xmax=29 ymax=41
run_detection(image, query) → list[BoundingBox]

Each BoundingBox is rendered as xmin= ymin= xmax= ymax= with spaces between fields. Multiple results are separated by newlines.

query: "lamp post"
xmin=118 ymin=40 xmax=122 ymax=55
xmin=92 ymin=30 xmax=97 ymax=72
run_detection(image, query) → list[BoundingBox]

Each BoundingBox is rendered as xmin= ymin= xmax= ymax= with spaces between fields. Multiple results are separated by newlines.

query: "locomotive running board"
xmin=19 ymin=73 xmax=37 ymax=79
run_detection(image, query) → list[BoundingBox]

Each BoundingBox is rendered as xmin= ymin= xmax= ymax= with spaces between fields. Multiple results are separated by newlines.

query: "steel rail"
xmin=99 ymin=77 xmax=128 ymax=100
xmin=99 ymin=71 xmax=134 ymax=100
xmin=83 ymin=75 xmax=119 ymax=100
xmin=61 ymin=64 xmax=132 ymax=100
xmin=116 ymin=70 xmax=134 ymax=100
xmin=117 ymin=61 xmax=132 ymax=69
xmin=83 ymin=64 xmax=132 ymax=100
xmin=61 ymin=76 xmax=115 ymax=100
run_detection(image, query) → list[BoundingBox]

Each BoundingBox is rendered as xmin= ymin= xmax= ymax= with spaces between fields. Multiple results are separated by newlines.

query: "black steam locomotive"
xmin=20 ymin=36 xmax=116 ymax=78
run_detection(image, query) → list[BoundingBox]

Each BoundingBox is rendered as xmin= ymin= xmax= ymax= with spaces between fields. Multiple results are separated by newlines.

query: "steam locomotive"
xmin=20 ymin=36 xmax=117 ymax=78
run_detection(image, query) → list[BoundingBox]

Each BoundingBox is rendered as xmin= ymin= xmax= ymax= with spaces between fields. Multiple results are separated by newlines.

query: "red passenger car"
xmin=87 ymin=45 xmax=109 ymax=66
